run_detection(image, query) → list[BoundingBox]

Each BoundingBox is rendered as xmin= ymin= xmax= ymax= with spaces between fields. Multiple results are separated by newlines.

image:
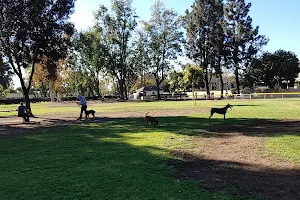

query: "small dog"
xmin=209 ymin=103 xmax=233 ymax=120
xmin=145 ymin=112 xmax=158 ymax=126
xmin=85 ymin=110 xmax=96 ymax=119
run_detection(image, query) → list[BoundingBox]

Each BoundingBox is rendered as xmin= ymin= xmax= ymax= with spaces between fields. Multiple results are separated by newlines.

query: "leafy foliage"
xmin=224 ymin=0 xmax=268 ymax=93
xmin=143 ymin=0 xmax=184 ymax=99
xmin=243 ymin=50 xmax=299 ymax=89
xmin=94 ymin=0 xmax=138 ymax=100
xmin=0 ymin=0 xmax=75 ymax=109
xmin=185 ymin=0 xmax=223 ymax=97
xmin=0 ymin=84 xmax=10 ymax=98
xmin=0 ymin=57 xmax=13 ymax=89
xmin=73 ymin=30 xmax=107 ymax=98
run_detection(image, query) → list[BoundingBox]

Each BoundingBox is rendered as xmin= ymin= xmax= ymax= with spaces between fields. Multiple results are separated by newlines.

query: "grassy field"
xmin=2 ymin=98 xmax=300 ymax=119
xmin=1 ymin=99 xmax=300 ymax=199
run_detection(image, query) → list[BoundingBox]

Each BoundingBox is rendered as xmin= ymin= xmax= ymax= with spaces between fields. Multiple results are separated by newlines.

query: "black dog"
xmin=209 ymin=104 xmax=233 ymax=120
xmin=85 ymin=110 xmax=96 ymax=119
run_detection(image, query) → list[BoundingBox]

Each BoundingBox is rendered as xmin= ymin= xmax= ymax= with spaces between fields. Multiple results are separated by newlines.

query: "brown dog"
xmin=145 ymin=112 xmax=158 ymax=126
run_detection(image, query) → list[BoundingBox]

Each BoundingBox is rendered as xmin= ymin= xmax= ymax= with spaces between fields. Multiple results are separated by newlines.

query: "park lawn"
xmin=267 ymin=135 xmax=300 ymax=163
xmin=0 ymin=119 xmax=238 ymax=200
xmin=1 ymin=99 xmax=300 ymax=199
xmin=2 ymin=98 xmax=300 ymax=118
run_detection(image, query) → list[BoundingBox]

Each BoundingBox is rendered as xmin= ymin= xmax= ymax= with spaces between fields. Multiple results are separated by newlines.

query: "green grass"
xmin=267 ymin=135 xmax=300 ymax=163
xmin=1 ymin=99 xmax=300 ymax=199
xmin=3 ymin=98 xmax=300 ymax=119
xmin=0 ymin=120 xmax=238 ymax=200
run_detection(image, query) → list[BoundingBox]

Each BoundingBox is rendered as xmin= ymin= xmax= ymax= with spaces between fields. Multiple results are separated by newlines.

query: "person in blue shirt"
xmin=16 ymin=102 xmax=29 ymax=123
xmin=77 ymin=94 xmax=87 ymax=120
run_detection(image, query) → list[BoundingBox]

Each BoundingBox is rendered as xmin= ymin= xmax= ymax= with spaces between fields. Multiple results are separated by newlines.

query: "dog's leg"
xmin=224 ymin=114 xmax=226 ymax=121
xmin=209 ymin=111 xmax=214 ymax=119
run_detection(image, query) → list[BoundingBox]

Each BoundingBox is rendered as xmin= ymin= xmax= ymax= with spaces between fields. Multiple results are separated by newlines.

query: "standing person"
xmin=77 ymin=94 xmax=87 ymax=120
xmin=16 ymin=102 xmax=29 ymax=123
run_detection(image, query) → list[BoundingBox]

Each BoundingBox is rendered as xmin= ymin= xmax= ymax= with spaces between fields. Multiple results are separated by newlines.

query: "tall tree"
xmin=224 ymin=0 xmax=268 ymax=94
xmin=185 ymin=0 xmax=223 ymax=98
xmin=244 ymin=50 xmax=299 ymax=89
xmin=183 ymin=64 xmax=203 ymax=104
xmin=144 ymin=0 xmax=184 ymax=99
xmin=94 ymin=0 xmax=138 ymax=100
xmin=131 ymin=29 xmax=151 ymax=87
xmin=210 ymin=15 xmax=228 ymax=98
xmin=274 ymin=50 xmax=300 ymax=88
xmin=0 ymin=0 xmax=75 ymax=110
xmin=74 ymin=30 xmax=107 ymax=98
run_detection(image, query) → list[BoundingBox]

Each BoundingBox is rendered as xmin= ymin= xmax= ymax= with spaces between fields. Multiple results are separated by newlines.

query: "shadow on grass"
xmin=102 ymin=116 xmax=300 ymax=138
xmin=1 ymin=116 xmax=300 ymax=199
xmin=2 ymin=114 xmax=300 ymax=138
xmin=170 ymin=151 xmax=300 ymax=200
xmin=0 ymin=124 xmax=236 ymax=200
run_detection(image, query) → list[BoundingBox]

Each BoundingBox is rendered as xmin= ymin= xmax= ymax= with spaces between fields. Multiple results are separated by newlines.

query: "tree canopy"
xmin=0 ymin=0 xmax=75 ymax=109
xmin=244 ymin=50 xmax=299 ymax=89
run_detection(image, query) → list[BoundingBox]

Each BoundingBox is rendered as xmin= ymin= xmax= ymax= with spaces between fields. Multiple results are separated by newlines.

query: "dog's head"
xmin=227 ymin=104 xmax=233 ymax=109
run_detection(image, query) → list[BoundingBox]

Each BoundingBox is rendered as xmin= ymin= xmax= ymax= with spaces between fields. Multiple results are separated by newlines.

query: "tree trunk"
xmin=219 ymin=73 xmax=224 ymax=99
xmin=192 ymin=82 xmax=196 ymax=105
xmin=41 ymin=84 xmax=48 ymax=98
xmin=23 ymin=88 xmax=31 ymax=111
xmin=123 ymin=80 xmax=128 ymax=100
xmin=49 ymin=80 xmax=55 ymax=102
xmin=204 ymin=64 xmax=210 ymax=99
xmin=234 ymin=64 xmax=240 ymax=94
xmin=57 ymin=92 xmax=61 ymax=102
xmin=118 ymin=78 xmax=125 ymax=100
xmin=155 ymin=79 xmax=161 ymax=100
xmin=96 ymin=80 xmax=101 ymax=99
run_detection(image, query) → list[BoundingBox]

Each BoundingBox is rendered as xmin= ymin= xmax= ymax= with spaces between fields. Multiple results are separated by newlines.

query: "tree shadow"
xmin=170 ymin=151 xmax=300 ymax=200
xmin=1 ymin=116 xmax=300 ymax=199
xmin=156 ymin=116 xmax=300 ymax=138
xmin=0 ymin=125 xmax=232 ymax=200
xmin=2 ymin=114 xmax=300 ymax=138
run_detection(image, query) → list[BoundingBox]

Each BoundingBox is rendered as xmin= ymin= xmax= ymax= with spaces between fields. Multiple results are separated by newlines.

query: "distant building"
xmin=131 ymin=86 xmax=164 ymax=100
xmin=208 ymin=77 xmax=236 ymax=91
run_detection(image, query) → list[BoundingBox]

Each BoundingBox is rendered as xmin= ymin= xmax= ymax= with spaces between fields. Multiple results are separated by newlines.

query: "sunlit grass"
xmin=267 ymin=135 xmax=300 ymax=163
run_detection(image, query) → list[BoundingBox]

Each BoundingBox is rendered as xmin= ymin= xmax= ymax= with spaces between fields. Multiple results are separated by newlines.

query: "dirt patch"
xmin=171 ymin=120 xmax=300 ymax=200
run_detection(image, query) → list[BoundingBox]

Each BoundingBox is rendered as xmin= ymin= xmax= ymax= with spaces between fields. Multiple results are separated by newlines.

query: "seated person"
xmin=16 ymin=103 xmax=29 ymax=123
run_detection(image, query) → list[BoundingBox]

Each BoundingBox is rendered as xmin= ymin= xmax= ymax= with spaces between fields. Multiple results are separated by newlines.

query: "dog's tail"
xmin=145 ymin=112 xmax=149 ymax=116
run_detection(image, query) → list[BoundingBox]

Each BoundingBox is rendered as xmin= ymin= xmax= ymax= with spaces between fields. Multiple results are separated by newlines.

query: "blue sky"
xmin=70 ymin=0 xmax=300 ymax=56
